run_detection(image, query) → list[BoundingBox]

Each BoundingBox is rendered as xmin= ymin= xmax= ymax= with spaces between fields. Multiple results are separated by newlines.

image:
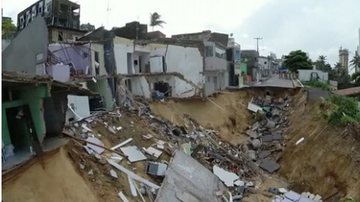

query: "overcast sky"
xmin=2 ymin=0 xmax=360 ymax=66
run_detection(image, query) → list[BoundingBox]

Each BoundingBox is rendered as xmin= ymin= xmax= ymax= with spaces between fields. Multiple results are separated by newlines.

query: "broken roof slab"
xmin=155 ymin=150 xmax=227 ymax=202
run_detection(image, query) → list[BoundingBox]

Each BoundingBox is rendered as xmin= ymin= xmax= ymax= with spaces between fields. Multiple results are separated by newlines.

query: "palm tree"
xmin=350 ymin=55 xmax=360 ymax=73
xmin=150 ymin=12 xmax=166 ymax=31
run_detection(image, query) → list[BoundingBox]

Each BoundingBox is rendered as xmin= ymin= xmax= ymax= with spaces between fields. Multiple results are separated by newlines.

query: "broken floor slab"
xmin=259 ymin=158 xmax=280 ymax=173
xmin=120 ymin=146 xmax=147 ymax=162
xmin=155 ymin=150 xmax=228 ymax=202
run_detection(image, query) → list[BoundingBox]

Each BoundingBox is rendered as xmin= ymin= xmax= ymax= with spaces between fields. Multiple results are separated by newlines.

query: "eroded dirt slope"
xmin=2 ymin=148 xmax=98 ymax=202
xmin=151 ymin=89 xmax=295 ymax=145
xmin=280 ymin=90 xmax=360 ymax=199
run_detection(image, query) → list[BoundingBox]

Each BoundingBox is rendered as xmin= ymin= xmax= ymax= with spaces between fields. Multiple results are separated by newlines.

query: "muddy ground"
xmin=3 ymin=87 xmax=360 ymax=201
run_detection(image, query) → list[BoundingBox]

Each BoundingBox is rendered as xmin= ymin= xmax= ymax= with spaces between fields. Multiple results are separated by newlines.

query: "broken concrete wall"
xmin=90 ymin=42 xmax=107 ymax=76
xmin=113 ymin=37 xmax=134 ymax=74
xmin=130 ymin=77 xmax=152 ymax=98
xmin=2 ymin=17 xmax=48 ymax=74
xmin=46 ymin=64 xmax=70 ymax=82
xmin=48 ymin=43 xmax=92 ymax=75
xmin=66 ymin=95 xmax=90 ymax=122
xmin=43 ymin=92 xmax=67 ymax=137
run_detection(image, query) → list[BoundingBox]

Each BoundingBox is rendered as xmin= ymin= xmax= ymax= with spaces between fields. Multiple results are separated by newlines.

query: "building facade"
xmin=339 ymin=47 xmax=349 ymax=72
xmin=17 ymin=0 xmax=85 ymax=43
xmin=172 ymin=30 xmax=229 ymax=96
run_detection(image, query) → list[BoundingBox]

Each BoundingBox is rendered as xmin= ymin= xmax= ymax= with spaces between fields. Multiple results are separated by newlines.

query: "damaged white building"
xmin=113 ymin=37 xmax=204 ymax=98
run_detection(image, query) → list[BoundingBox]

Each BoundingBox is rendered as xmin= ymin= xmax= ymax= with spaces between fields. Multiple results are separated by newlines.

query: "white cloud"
xmin=2 ymin=0 xmax=360 ymax=66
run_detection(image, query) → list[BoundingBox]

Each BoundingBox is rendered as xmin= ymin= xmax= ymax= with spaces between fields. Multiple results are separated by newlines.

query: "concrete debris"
xmin=247 ymin=101 xmax=264 ymax=113
xmin=118 ymin=191 xmax=130 ymax=202
xmin=142 ymin=134 xmax=154 ymax=140
xmin=144 ymin=147 xmax=163 ymax=159
xmin=110 ymin=153 xmax=124 ymax=163
xmin=296 ymin=137 xmax=305 ymax=145
xmin=111 ymin=138 xmax=133 ymax=150
xmin=128 ymin=176 xmax=138 ymax=197
xmin=213 ymin=165 xmax=239 ymax=187
xmin=79 ymin=163 xmax=85 ymax=170
xmin=146 ymin=162 xmax=168 ymax=176
xmin=81 ymin=124 xmax=92 ymax=132
xmin=86 ymin=137 xmax=105 ymax=154
xmin=272 ymin=190 xmax=323 ymax=202
xmin=88 ymin=169 xmax=94 ymax=175
xmin=250 ymin=139 xmax=262 ymax=149
xmin=259 ymin=159 xmax=280 ymax=173
xmin=107 ymin=159 xmax=161 ymax=189
xmin=110 ymin=169 xmax=118 ymax=179
xmin=155 ymin=150 xmax=228 ymax=202
xmin=120 ymin=146 xmax=147 ymax=162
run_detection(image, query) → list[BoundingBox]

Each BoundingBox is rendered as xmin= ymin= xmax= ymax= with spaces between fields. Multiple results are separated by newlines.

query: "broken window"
xmin=153 ymin=82 xmax=171 ymax=98
xmin=215 ymin=47 xmax=226 ymax=59
xmin=94 ymin=51 xmax=100 ymax=75
xmin=58 ymin=31 xmax=63 ymax=41
xmin=205 ymin=46 xmax=213 ymax=57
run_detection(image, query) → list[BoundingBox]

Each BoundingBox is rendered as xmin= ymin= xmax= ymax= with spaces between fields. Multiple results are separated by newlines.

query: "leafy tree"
xmin=350 ymin=54 xmax=360 ymax=73
xmin=150 ymin=12 xmax=165 ymax=31
xmin=351 ymin=71 xmax=360 ymax=85
xmin=314 ymin=55 xmax=332 ymax=72
xmin=2 ymin=18 xmax=16 ymax=39
xmin=80 ymin=23 xmax=95 ymax=31
xmin=337 ymin=67 xmax=352 ymax=89
xmin=283 ymin=50 xmax=313 ymax=73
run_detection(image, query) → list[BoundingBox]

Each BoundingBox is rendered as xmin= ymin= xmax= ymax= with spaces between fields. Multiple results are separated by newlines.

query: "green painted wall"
xmin=2 ymin=85 xmax=50 ymax=147
xmin=87 ymin=78 xmax=114 ymax=110
xmin=240 ymin=62 xmax=248 ymax=75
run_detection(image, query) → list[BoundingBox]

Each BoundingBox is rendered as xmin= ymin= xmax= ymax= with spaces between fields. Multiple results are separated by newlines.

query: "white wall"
xmin=130 ymin=77 xmax=151 ymax=98
xmin=298 ymin=69 xmax=328 ymax=82
xmin=114 ymin=39 xmax=204 ymax=98
xmin=66 ymin=95 xmax=90 ymax=122
xmin=91 ymin=43 xmax=107 ymax=76
xmin=113 ymin=37 xmax=134 ymax=74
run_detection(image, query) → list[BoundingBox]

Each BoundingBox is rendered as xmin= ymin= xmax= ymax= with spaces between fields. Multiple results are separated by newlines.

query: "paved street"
xmin=253 ymin=74 xmax=295 ymax=88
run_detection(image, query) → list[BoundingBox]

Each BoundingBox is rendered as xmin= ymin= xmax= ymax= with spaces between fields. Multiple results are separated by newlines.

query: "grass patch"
xmin=303 ymin=80 xmax=330 ymax=90
xmin=326 ymin=95 xmax=360 ymax=125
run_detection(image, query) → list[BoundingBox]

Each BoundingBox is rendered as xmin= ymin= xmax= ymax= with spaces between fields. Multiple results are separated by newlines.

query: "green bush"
xmin=327 ymin=95 xmax=360 ymax=125
xmin=303 ymin=80 xmax=329 ymax=90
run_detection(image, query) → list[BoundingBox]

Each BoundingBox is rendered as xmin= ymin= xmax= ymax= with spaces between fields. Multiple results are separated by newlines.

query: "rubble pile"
xmin=245 ymin=93 xmax=291 ymax=173
xmin=63 ymin=100 xmax=266 ymax=201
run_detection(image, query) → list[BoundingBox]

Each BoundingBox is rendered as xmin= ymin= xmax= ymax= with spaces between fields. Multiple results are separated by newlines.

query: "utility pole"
xmin=254 ymin=37 xmax=263 ymax=55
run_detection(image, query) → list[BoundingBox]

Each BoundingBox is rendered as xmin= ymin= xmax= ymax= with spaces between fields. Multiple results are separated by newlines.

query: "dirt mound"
xmin=280 ymin=89 xmax=360 ymax=199
xmin=2 ymin=148 xmax=98 ymax=202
